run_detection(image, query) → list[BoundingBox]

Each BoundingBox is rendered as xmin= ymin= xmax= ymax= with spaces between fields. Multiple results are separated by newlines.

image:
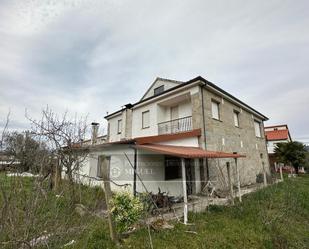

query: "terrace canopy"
xmin=135 ymin=143 xmax=245 ymax=224
xmin=135 ymin=144 xmax=245 ymax=158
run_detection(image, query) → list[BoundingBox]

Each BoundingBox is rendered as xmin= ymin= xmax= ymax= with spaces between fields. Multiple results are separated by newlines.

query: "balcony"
xmin=158 ymin=116 xmax=193 ymax=135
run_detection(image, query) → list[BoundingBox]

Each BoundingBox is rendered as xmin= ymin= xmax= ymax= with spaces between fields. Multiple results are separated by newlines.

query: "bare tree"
xmin=26 ymin=107 xmax=89 ymax=185
xmin=0 ymin=111 xmax=10 ymax=151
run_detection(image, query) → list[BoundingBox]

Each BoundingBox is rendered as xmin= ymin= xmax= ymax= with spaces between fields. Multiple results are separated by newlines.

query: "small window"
xmin=97 ymin=156 xmax=103 ymax=178
xmin=233 ymin=111 xmax=239 ymax=127
xmin=165 ymin=156 xmax=182 ymax=180
xmin=142 ymin=110 xmax=150 ymax=129
xmin=97 ymin=156 xmax=110 ymax=178
xmin=117 ymin=119 xmax=122 ymax=134
xmin=254 ymin=120 xmax=261 ymax=137
xmin=211 ymin=100 xmax=220 ymax=120
xmin=154 ymin=85 xmax=164 ymax=96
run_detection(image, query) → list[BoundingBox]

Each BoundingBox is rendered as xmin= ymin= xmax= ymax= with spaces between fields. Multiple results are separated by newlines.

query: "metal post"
xmin=235 ymin=158 xmax=242 ymax=202
xmin=194 ymin=158 xmax=201 ymax=193
xmin=133 ymin=148 xmax=137 ymax=196
xmin=181 ymin=158 xmax=188 ymax=224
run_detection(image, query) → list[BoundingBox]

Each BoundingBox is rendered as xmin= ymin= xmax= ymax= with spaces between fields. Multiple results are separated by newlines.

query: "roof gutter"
xmin=200 ymin=80 xmax=268 ymax=121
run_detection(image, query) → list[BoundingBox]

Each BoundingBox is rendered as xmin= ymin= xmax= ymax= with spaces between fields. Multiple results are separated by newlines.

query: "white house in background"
xmin=79 ymin=76 xmax=270 ymax=197
xmin=265 ymin=124 xmax=292 ymax=171
xmin=265 ymin=125 xmax=292 ymax=154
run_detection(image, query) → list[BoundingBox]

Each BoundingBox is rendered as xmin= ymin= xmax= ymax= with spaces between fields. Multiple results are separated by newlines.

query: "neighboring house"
xmin=0 ymin=151 xmax=20 ymax=171
xmin=265 ymin=125 xmax=292 ymax=172
xmin=79 ymin=76 xmax=270 ymax=197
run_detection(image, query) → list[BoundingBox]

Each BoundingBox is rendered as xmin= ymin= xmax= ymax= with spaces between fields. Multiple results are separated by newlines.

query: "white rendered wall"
xmin=142 ymin=79 xmax=180 ymax=100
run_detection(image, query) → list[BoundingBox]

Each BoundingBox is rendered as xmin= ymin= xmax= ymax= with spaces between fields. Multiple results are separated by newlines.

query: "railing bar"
xmin=157 ymin=115 xmax=192 ymax=125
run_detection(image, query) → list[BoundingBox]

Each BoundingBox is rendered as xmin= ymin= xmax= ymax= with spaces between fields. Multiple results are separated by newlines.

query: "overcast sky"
xmin=0 ymin=0 xmax=308 ymax=143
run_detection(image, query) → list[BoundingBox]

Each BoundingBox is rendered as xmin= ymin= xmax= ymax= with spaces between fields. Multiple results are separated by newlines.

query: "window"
xmin=97 ymin=156 xmax=103 ymax=178
xmin=211 ymin=100 xmax=220 ymax=120
xmin=117 ymin=119 xmax=122 ymax=134
xmin=97 ymin=156 xmax=110 ymax=178
xmin=233 ymin=111 xmax=239 ymax=127
xmin=165 ymin=156 xmax=182 ymax=180
xmin=142 ymin=110 xmax=150 ymax=129
xmin=254 ymin=120 xmax=261 ymax=137
xmin=154 ymin=85 xmax=164 ymax=96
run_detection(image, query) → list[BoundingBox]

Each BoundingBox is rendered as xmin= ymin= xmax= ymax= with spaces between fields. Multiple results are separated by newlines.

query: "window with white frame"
xmin=117 ymin=119 xmax=122 ymax=134
xmin=142 ymin=110 xmax=150 ymax=129
xmin=233 ymin=111 xmax=239 ymax=127
xmin=254 ymin=120 xmax=262 ymax=137
xmin=211 ymin=100 xmax=220 ymax=120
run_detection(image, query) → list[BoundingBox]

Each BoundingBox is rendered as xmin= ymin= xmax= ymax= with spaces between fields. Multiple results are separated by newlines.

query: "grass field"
xmin=1 ymin=174 xmax=309 ymax=249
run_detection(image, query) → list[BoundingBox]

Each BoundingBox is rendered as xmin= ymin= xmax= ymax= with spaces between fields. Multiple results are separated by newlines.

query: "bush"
xmin=110 ymin=191 xmax=144 ymax=233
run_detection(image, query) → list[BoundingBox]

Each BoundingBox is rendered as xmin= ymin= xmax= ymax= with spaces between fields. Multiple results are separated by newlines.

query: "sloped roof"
xmin=135 ymin=144 xmax=245 ymax=159
xmin=140 ymin=77 xmax=183 ymax=101
xmin=265 ymin=129 xmax=289 ymax=141
xmin=105 ymin=76 xmax=268 ymax=121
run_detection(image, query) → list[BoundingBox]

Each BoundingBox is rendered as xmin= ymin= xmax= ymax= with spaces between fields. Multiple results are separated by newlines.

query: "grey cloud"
xmin=0 ymin=0 xmax=309 ymax=141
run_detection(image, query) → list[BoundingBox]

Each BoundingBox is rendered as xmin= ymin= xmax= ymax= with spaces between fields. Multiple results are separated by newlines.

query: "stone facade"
xmin=192 ymin=86 xmax=270 ymax=188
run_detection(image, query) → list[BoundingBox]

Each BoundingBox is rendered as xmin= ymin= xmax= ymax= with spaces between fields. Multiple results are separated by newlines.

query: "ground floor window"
xmin=97 ymin=156 xmax=110 ymax=178
xmin=165 ymin=156 xmax=182 ymax=180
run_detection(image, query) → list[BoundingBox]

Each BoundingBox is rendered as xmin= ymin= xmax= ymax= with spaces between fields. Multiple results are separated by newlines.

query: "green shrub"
xmin=110 ymin=191 xmax=144 ymax=233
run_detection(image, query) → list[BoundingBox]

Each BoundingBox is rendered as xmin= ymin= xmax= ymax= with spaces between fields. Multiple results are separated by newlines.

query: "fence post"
xmin=280 ymin=165 xmax=283 ymax=181
xmin=100 ymin=156 xmax=119 ymax=245
xmin=262 ymin=162 xmax=267 ymax=187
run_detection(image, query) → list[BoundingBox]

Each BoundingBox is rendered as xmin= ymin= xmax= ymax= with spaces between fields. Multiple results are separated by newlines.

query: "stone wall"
xmin=192 ymin=87 xmax=270 ymax=189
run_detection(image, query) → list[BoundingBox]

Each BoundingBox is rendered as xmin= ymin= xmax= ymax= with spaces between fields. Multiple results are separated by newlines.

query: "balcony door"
xmin=170 ymin=106 xmax=179 ymax=133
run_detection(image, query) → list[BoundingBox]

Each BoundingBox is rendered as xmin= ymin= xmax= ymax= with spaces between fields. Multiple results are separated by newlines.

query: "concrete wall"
xmin=132 ymin=102 xmax=159 ymax=138
xmin=78 ymin=145 xmax=185 ymax=196
xmin=131 ymin=92 xmax=193 ymax=138
xmin=108 ymin=112 xmax=125 ymax=142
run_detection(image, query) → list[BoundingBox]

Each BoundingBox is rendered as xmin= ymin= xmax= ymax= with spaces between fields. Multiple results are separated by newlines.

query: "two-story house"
xmin=80 ymin=76 xmax=270 ymax=198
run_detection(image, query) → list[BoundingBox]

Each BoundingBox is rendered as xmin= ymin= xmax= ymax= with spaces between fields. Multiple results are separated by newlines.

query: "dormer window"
xmin=154 ymin=85 xmax=164 ymax=96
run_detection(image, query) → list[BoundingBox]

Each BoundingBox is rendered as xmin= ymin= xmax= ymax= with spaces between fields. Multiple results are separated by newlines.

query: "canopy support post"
xmin=234 ymin=158 xmax=242 ymax=202
xmin=226 ymin=162 xmax=234 ymax=205
xmin=181 ymin=158 xmax=188 ymax=225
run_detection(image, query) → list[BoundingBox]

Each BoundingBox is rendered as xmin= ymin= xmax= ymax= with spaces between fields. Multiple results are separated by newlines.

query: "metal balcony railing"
xmin=158 ymin=116 xmax=193 ymax=135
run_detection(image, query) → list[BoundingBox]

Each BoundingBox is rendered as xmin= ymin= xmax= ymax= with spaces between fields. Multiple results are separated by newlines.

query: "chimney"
xmin=91 ymin=122 xmax=99 ymax=145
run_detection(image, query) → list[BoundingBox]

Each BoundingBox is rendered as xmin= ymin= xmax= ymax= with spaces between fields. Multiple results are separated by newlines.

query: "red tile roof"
xmin=265 ymin=129 xmax=289 ymax=141
xmin=264 ymin=124 xmax=288 ymax=129
xmin=136 ymin=144 xmax=245 ymax=159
